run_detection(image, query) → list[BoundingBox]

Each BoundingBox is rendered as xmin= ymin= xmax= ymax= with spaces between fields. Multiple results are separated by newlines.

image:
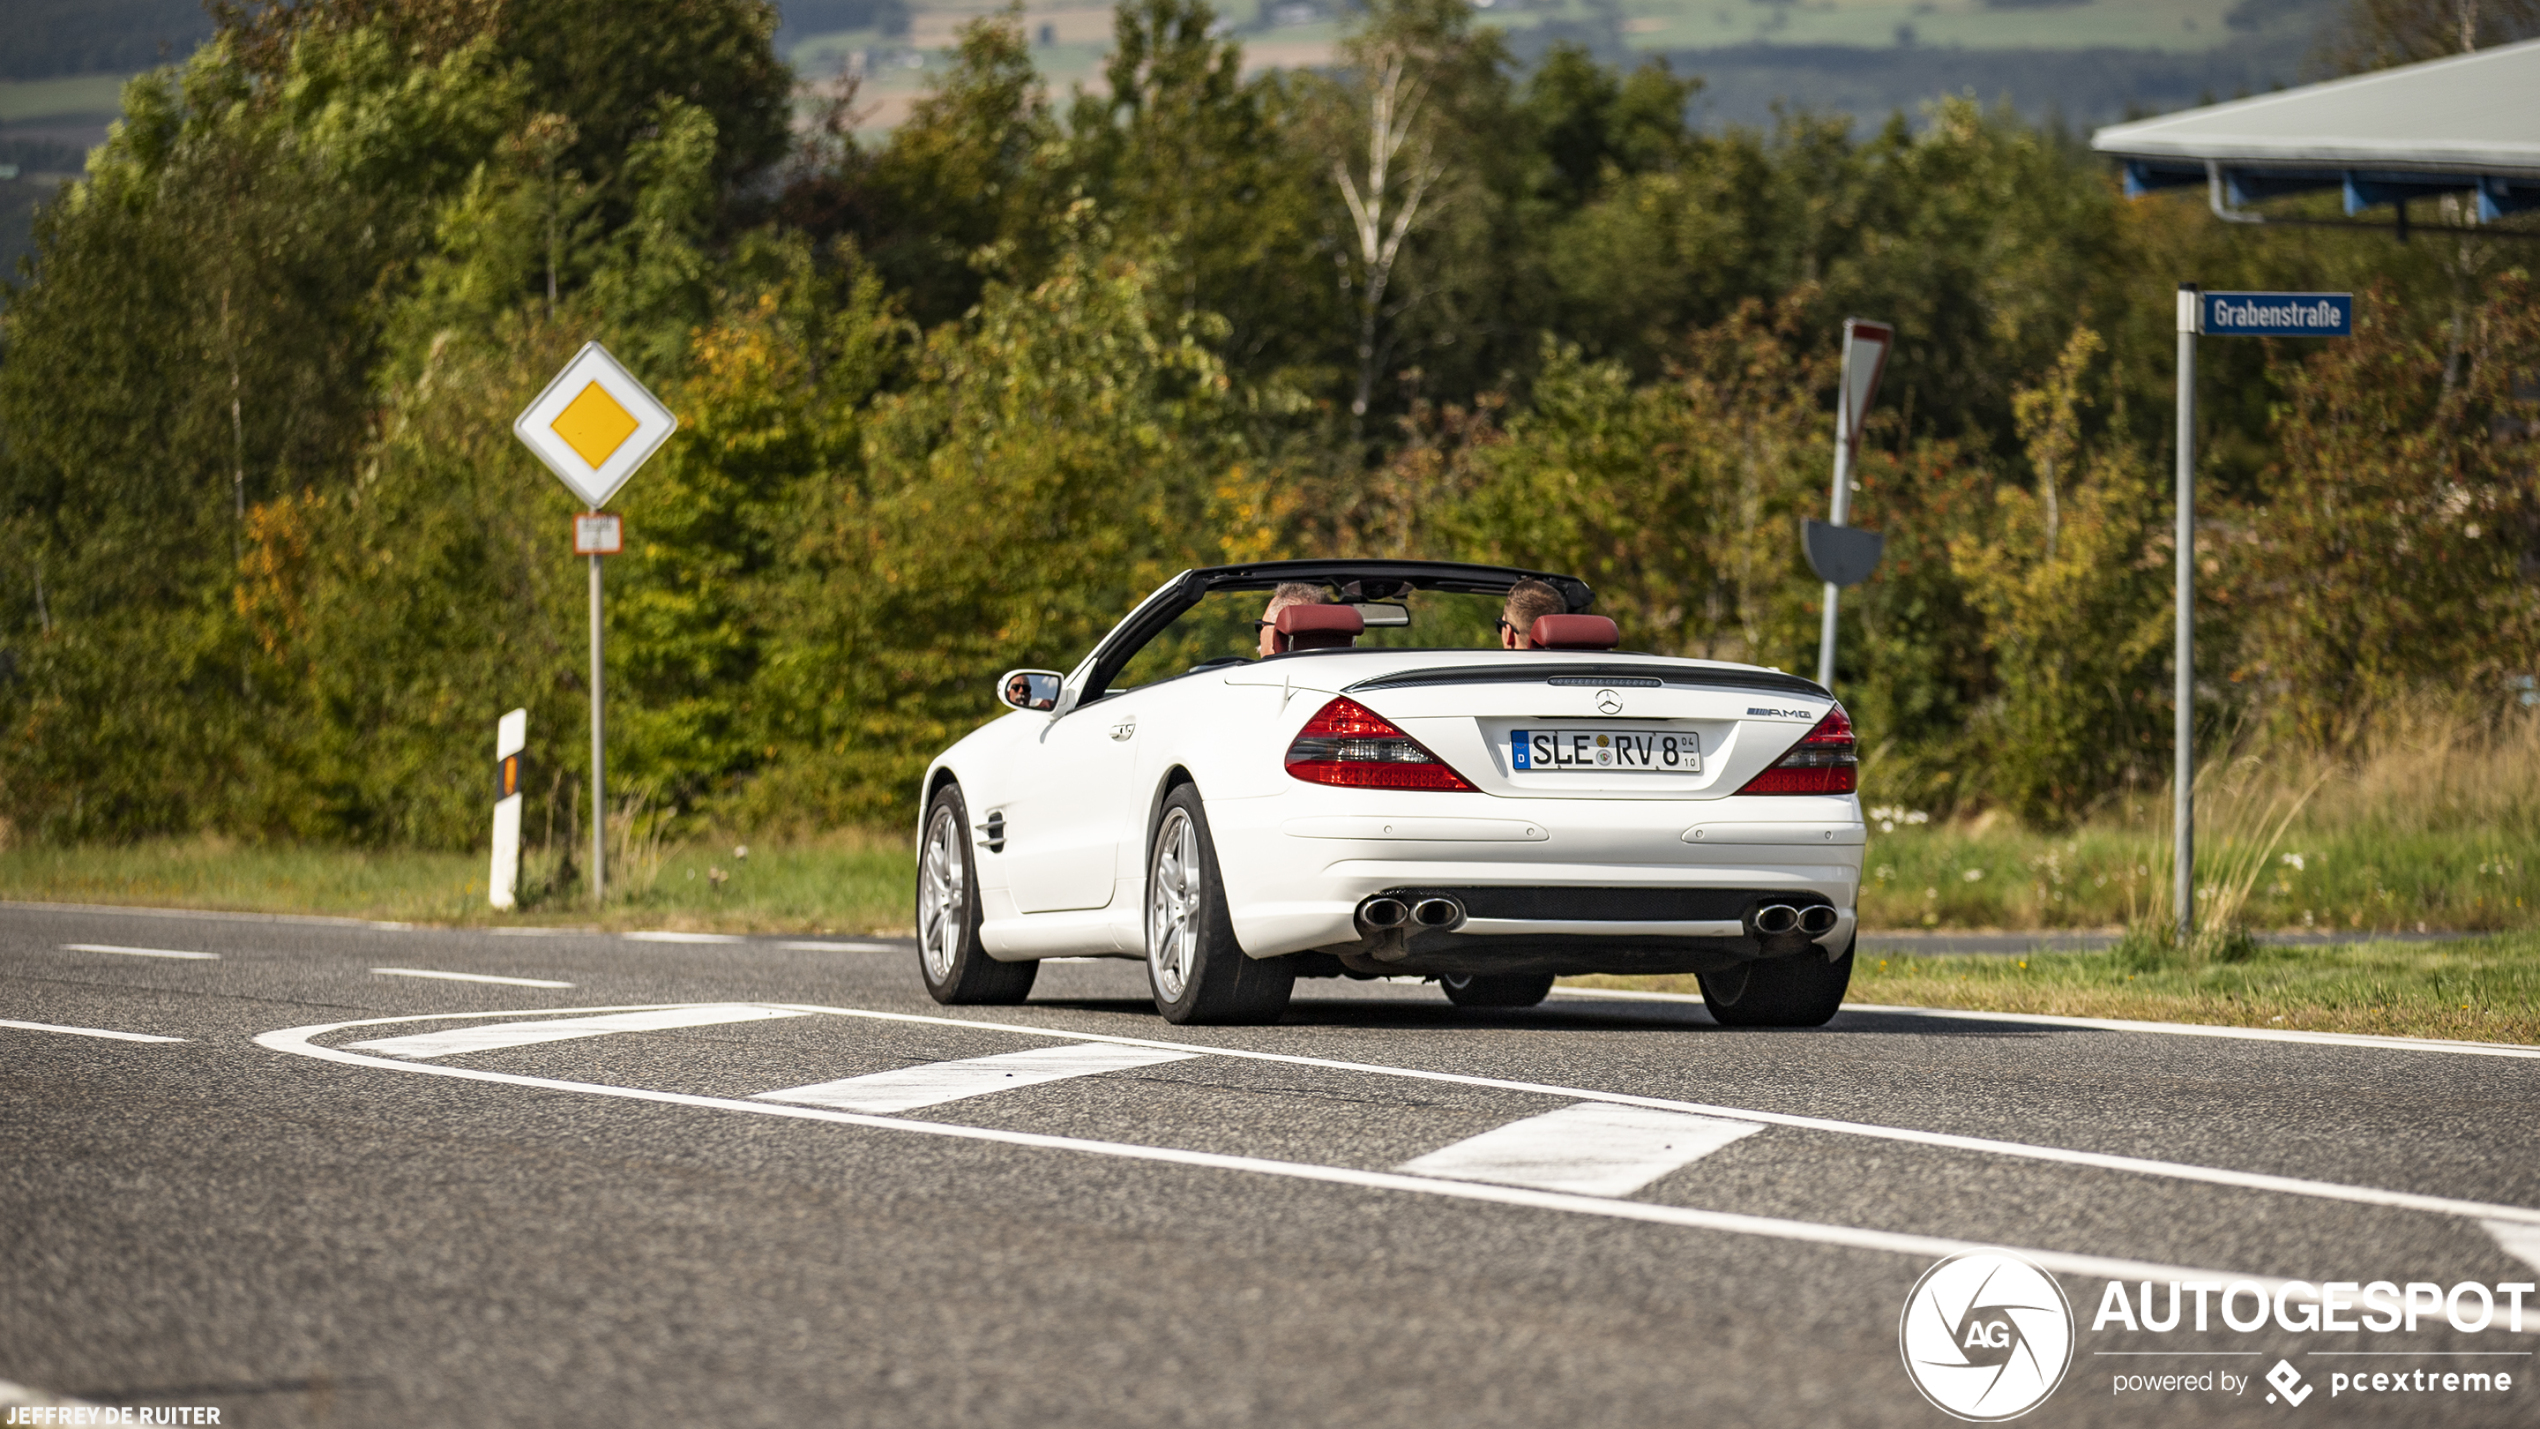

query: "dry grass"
xmin=0 ymin=827 xmax=915 ymax=933
xmin=1861 ymin=707 xmax=2540 ymax=935
xmin=1573 ymin=929 xmax=2540 ymax=1046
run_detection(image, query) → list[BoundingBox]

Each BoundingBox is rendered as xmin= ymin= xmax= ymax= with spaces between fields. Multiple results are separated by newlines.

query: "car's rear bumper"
xmin=1207 ymin=789 xmax=1861 ymax=968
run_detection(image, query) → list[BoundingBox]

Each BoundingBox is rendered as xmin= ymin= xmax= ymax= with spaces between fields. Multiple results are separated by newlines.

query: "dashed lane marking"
xmin=372 ymin=968 xmax=577 ymax=988
xmin=622 ymin=931 xmax=745 ymax=944
xmin=1 ymin=1017 xmax=185 ymax=1043
xmin=254 ymin=1007 xmax=2292 ymax=1291
xmin=778 ymin=941 xmax=902 ymax=953
xmin=756 ymin=1042 xmax=1199 ymax=1114
xmin=1396 ymin=1102 xmax=1763 ymax=1197
xmin=60 ymin=942 xmax=218 ymax=960
xmin=343 ymin=1004 xmax=802 ymax=1059
xmin=1548 ymin=986 xmax=2540 ymax=1061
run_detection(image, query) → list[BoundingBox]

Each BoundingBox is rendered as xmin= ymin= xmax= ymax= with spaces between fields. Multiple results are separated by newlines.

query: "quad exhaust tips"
xmin=1357 ymin=897 xmax=1410 ymax=931
xmin=1411 ymin=897 xmax=1466 ymax=930
xmin=1357 ymin=895 xmax=1467 ymax=934
xmin=1751 ymin=903 xmax=1840 ymax=937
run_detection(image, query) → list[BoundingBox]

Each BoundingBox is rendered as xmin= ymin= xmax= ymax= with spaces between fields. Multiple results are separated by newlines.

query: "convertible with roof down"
xmin=913 ymin=560 xmax=1864 ymax=1025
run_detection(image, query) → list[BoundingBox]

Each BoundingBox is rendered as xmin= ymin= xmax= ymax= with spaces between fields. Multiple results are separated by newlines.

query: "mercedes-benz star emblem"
xmin=1595 ymin=689 xmax=1624 ymax=715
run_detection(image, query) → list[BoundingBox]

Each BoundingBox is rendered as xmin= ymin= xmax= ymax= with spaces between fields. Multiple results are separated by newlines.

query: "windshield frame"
xmin=1059 ymin=560 xmax=1596 ymax=713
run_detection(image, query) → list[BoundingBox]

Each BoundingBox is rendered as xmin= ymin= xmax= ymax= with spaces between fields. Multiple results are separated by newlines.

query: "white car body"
xmin=919 ymin=563 xmax=1864 ymax=982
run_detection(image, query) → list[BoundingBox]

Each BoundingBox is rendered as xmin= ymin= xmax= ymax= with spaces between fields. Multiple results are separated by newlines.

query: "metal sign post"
xmin=513 ymin=343 xmax=674 ymax=907
xmin=575 ymin=513 xmax=624 ymax=900
xmin=1815 ymin=319 xmax=1894 ymax=691
xmin=2171 ymin=286 xmax=2350 ymax=946
xmin=2173 ymin=284 xmax=2198 ymax=949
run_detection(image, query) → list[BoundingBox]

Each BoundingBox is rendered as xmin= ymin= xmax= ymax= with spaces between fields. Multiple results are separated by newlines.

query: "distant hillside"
xmin=3 ymin=0 xmax=214 ymax=80
xmin=1658 ymin=35 xmax=2323 ymax=128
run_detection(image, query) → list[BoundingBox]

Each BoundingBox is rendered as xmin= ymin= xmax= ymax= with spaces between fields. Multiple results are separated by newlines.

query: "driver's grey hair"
xmin=1264 ymin=581 xmax=1325 ymax=617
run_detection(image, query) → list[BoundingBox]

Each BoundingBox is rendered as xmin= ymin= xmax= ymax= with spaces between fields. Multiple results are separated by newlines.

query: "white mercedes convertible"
xmin=913 ymin=560 xmax=1864 ymax=1025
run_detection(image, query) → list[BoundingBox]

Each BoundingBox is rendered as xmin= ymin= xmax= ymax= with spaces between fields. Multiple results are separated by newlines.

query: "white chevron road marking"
xmin=756 ymin=1042 xmax=1198 ymax=1114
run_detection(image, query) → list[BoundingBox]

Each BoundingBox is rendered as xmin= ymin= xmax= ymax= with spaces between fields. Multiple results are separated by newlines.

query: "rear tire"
xmin=916 ymin=784 xmax=1037 ymax=1005
xmin=1698 ymin=941 xmax=1852 ymax=1028
xmin=1146 ymin=786 xmax=1293 ymax=1025
xmin=1440 ymin=972 xmax=1556 ymax=1009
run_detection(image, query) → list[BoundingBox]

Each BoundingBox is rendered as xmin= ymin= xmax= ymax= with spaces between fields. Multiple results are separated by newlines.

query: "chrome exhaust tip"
xmin=1358 ymin=896 xmax=1410 ymax=930
xmin=1752 ymin=903 xmax=1801 ymax=936
xmin=1797 ymin=905 xmax=1839 ymax=936
xmin=1410 ymin=897 xmax=1466 ymax=930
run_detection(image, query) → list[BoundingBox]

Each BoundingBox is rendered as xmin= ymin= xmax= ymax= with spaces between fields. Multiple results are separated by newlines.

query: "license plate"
xmin=1511 ymin=729 xmax=1702 ymax=773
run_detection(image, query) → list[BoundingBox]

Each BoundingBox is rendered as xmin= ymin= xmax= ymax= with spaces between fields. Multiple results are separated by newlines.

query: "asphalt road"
xmin=3 ymin=901 xmax=2536 ymax=1428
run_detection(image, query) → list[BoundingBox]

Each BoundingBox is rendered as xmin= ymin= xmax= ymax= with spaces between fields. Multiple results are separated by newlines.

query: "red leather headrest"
xmin=1275 ymin=603 xmax=1362 ymax=651
xmin=1530 ymin=614 xmax=1618 ymax=650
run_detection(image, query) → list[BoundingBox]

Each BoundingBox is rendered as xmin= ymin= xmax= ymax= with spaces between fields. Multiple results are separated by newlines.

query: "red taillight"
xmin=1285 ymin=697 xmax=1476 ymax=791
xmin=1737 ymin=705 xmax=1858 ymax=795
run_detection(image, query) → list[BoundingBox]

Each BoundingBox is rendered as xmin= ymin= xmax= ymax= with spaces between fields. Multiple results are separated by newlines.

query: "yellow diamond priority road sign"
xmin=513 ymin=341 xmax=676 ymax=508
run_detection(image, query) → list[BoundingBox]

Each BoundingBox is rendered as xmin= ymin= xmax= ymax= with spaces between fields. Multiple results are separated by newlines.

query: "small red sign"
xmin=573 ymin=513 xmax=623 ymax=555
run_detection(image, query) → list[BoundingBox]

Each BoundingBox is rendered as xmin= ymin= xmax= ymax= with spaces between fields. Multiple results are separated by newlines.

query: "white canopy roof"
xmin=2091 ymin=38 xmax=2540 ymax=180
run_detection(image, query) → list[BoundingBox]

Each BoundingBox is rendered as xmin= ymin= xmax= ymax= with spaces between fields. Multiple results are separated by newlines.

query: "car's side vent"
xmin=982 ymin=811 xmax=1006 ymax=852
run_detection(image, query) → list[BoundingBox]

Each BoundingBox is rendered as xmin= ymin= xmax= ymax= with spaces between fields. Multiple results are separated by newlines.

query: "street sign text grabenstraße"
xmin=2199 ymin=292 xmax=2353 ymax=338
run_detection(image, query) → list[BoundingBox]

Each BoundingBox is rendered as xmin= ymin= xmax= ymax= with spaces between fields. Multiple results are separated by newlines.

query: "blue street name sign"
xmin=2201 ymin=291 xmax=2353 ymax=337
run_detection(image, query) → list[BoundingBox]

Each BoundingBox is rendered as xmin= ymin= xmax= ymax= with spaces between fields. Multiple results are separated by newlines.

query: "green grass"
xmin=1577 ymin=930 xmax=2540 ymax=1045
xmin=0 ymin=831 xmax=916 ymax=933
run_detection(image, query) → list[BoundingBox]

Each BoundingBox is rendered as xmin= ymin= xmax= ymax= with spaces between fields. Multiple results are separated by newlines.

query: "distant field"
xmin=0 ymin=73 xmax=126 ymax=124
xmin=785 ymin=0 xmax=2331 ymax=128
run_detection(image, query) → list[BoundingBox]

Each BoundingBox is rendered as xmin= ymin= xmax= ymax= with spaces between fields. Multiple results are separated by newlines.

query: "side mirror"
xmin=998 ymin=669 xmax=1063 ymax=713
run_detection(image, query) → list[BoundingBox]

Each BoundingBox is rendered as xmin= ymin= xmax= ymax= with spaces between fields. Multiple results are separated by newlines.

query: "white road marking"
xmin=756 ymin=1043 xmax=1198 ymax=1114
xmin=2488 ymin=1220 xmax=2540 ymax=1274
xmin=489 ymin=927 xmax=572 ymax=937
xmin=344 ymin=1004 xmax=802 ymax=1058
xmin=255 ymin=1007 xmax=2293 ymax=1291
xmin=779 ymin=940 xmax=901 ymax=953
xmin=0 ymin=1376 xmax=98 ymax=1409
xmin=0 ymin=1018 xmax=185 ymax=1043
xmin=622 ymin=931 xmax=745 ymax=944
xmin=1548 ymin=986 xmax=2540 ymax=1062
xmin=61 ymin=942 xmax=218 ymax=960
xmin=747 ymin=1002 xmax=2540 ymax=1231
xmin=1 ymin=897 xmax=403 ymax=930
xmin=1396 ymin=1102 xmax=1762 ymax=1197
xmin=372 ymin=967 xmax=576 ymax=988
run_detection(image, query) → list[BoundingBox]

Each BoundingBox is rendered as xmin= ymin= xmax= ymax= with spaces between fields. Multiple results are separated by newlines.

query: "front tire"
xmin=917 ymin=784 xmax=1037 ymax=1005
xmin=1698 ymin=941 xmax=1852 ymax=1028
xmin=1146 ymin=786 xmax=1292 ymax=1025
xmin=1440 ymin=972 xmax=1555 ymax=1009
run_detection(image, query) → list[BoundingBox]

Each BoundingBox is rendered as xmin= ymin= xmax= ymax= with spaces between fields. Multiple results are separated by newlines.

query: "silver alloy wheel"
xmin=919 ymin=804 xmax=965 ymax=982
xmin=1147 ymin=807 xmax=1200 ymax=1001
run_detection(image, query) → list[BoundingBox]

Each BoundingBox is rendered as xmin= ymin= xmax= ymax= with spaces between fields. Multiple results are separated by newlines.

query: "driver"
xmin=1256 ymin=582 xmax=1327 ymax=657
xmin=1497 ymin=578 xmax=1565 ymax=650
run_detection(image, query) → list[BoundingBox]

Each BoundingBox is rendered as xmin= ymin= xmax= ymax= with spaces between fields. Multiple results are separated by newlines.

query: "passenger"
xmin=1256 ymin=582 xmax=1327 ymax=658
xmin=1497 ymin=578 xmax=1566 ymax=650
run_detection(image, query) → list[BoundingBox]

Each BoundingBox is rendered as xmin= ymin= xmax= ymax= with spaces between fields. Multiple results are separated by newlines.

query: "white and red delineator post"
xmin=489 ymin=707 xmax=528 ymax=909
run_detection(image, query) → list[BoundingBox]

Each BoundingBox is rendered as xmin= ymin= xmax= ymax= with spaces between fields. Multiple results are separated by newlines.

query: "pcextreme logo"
xmin=1900 ymin=1251 xmax=2077 ymax=1421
